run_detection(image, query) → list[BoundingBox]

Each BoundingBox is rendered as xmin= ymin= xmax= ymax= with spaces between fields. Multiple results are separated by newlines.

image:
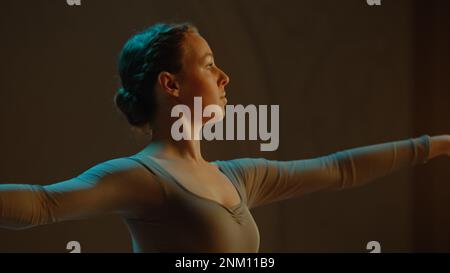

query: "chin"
xmin=215 ymin=107 xmax=225 ymax=122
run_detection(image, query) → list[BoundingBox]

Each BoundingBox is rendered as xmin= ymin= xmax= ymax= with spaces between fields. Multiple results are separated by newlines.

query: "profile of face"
xmin=159 ymin=31 xmax=230 ymax=125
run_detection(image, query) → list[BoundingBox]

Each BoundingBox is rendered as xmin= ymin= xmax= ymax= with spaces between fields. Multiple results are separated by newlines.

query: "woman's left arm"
xmin=233 ymin=134 xmax=449 ymax=209
xmin=428 ymin=134 xmax=450 ymax=159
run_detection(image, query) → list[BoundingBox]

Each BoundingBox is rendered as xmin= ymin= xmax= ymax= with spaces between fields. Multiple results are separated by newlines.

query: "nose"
xmin=218 ymin=68 xmax=230 ymax=88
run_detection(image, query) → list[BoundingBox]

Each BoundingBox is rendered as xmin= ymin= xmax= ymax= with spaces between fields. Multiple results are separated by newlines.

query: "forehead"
xmin=181 ymin=32 xmax=213 ymax=61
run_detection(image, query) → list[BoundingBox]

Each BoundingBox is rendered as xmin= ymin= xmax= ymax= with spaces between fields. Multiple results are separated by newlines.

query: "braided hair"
xmin=114 ymin=22 xmax=198 ymax=133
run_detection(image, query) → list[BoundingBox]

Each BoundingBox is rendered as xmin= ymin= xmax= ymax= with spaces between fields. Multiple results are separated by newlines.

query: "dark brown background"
xmin=0 ymin=0 xmax=449 ymax=252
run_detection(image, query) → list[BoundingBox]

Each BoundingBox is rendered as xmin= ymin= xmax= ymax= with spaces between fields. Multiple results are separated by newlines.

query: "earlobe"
xmin=168 ymin=81 xmax=181 ymax=99
xmin=168 ymin=81 xmax=180 ymax=96
xmin=171 ymin=89 xmax=180 ymax=98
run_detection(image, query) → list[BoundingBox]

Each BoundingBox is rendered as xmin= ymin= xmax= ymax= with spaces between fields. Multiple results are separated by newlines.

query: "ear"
xmin=157 ymin=71 xmax=181 ymax=98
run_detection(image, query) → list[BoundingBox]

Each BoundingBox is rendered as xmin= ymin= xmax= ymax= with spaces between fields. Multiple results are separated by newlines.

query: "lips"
xmin=220 ymin=92 xmax=227 ymax=103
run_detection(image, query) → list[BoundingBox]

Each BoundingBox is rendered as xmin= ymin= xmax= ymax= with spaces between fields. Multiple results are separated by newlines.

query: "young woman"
xmin=1 ymin=22 xmax=449 ymax=253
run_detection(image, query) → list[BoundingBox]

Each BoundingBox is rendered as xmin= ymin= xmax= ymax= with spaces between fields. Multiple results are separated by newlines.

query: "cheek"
xmin=184 ymin=72 xmax=217 ymax=97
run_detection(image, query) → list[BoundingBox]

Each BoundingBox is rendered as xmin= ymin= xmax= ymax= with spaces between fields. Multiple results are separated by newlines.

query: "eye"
xmin=207 ymin=63 xmax=214 ymax=68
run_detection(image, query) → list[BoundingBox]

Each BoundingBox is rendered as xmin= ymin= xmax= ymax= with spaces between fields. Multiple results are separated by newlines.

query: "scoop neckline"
xmin=141 ymin=155 xmax=244 ymax=213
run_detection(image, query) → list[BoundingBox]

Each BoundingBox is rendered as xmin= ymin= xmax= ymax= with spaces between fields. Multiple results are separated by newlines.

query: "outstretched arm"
xmin=428 ymin=134 xmax=450 ymax=159
xmin=227 ymin=134 xmax=449 ymax=209
xmin=0 ymin=157 xmax=158 ymax=230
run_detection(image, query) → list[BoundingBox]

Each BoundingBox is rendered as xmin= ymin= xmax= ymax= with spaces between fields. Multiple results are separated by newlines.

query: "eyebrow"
xmin=201 ymin=52 xmax=214 ymax=60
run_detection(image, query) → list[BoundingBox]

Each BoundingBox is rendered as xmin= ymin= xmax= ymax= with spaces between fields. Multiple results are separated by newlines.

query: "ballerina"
xmin=1 ymin=22 xmax=449 ymax=253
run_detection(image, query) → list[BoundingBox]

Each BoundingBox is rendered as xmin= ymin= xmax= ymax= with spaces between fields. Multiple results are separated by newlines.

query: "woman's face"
xmin=176 ymin=31 xmax=230 ymax=121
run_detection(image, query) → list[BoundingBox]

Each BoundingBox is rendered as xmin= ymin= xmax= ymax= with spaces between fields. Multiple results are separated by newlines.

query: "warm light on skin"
xmin=156 ymin=31 xmax=279 ymax=151
xmin=175 ymin=31 xmax=230 ymax=125
xmin=170 ymin=96 xmax=280 ymax=152
xmin=154 ymin=30 xmax=230 ymax=142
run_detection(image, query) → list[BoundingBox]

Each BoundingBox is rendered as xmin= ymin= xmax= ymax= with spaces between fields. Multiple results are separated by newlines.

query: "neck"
xmin=140 ymin=100 xmax=207 ymax=164
xmin=147 ymin=137 xmax=205 ymax=164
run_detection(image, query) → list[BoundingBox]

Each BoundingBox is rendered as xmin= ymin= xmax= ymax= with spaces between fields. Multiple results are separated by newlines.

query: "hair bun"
xmin=115 ymin=22 xmax=196 ymax=129
xmin=117 ymin=87 xmax=134 ymax=100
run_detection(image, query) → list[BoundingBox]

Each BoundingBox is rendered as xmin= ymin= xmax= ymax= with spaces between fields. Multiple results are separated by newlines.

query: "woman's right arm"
xmin=0 ymin=157 xmax=159 ymax=230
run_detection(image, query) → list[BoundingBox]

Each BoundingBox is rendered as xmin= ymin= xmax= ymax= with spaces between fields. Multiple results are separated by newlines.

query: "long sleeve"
xmin=0 ymin=157 xmax=152 ymax=230
xmin=225 ymin=135 xmax=431 ymax=209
